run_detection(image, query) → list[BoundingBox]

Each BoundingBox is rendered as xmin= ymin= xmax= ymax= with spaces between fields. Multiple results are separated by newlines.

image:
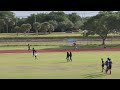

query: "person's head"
xmin=101 ymin=58 xmax=103 ymax=61
xmin=33 ymin=48 xmax=34 ymax=49
xmin=109 ymin=59 xmax=111 ymax=61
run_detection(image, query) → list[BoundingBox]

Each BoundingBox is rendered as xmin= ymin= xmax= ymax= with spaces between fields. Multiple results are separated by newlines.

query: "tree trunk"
xmin=102 ymin=38 xmax=106 ymax=45
xmin=16 ymin=32 xmax=18 ymax=36
xmin=36 ymin=30 xmax=38 ymax=35
xmin=49 ymin=30 xmax=51 ymax=34
xmin=6 ymin=24 xmax=8 ymax=33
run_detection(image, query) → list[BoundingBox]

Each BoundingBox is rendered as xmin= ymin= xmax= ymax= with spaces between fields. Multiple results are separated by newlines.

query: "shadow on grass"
xmin=53 ymin=61 xmax=69 ymax=64
xmin=83 ymin=72 xmax=107 ymax=79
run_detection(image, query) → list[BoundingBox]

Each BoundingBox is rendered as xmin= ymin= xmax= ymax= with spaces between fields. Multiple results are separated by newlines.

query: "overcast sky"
xmin=12 ymin=11 xmax=99 ymax=18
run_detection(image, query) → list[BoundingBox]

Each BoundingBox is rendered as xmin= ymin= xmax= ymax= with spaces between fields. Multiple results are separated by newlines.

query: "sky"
xmin=12 ymin=11 xmax=99 ymax=18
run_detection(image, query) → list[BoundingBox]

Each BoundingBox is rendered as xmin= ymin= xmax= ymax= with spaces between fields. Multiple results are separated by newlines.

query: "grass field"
xmin=0 ymin=32 xmax=82 ymax=37
xmin=0 ymin=32 xmax=119 ymax=37
xmin=1 ymin=42 xmax=120 ymax=50
xmin=0 ymin=51 xmax=119 ymax=79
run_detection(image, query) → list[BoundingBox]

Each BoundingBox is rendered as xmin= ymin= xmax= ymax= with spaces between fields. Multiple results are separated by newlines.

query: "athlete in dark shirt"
xmin=108 ymin=59 xmax=112 ymax=74
xmin=32 ymin=48 xmax=35 ymax=57
xmin=66 ymin=52 xmax=69 ymax=62
xmin=69 ymin=52 xmax=72 ymax=62
xmin=101 ymin=58 xmax=104 ymax=72
xmin=105 ymin=58 xmax=109 ymax=74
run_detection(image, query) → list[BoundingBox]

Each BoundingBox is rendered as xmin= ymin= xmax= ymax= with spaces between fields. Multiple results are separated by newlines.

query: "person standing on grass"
xmin=28 ymin=44 xmax=30 ymax=50
xmin=66 ymin=52 xmax=70 ymax=62
xmin=108 ymin=58 xmax=112 ymax=74
xmin=69 ymin=51 xmax=72 ymax=62
xmin=101 ymin=58 xmax=105 ymax=72
xmin=105 ymin=58 xmax=109 ymax=74
xmin=32 ymin=48 xmax=35 ymax=57
xmin=34 ymin=50 xmax=38 ymax=60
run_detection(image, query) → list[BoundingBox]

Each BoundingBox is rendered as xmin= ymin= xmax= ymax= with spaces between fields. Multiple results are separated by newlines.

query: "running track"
xmin=0 ymin=48 xmax=120 ymax=53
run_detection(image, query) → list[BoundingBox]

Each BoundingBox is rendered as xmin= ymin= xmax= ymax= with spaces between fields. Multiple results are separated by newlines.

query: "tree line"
xmin=82 ymin=11 xmax=120 ymax=45
xmin=1 ymin=11 xmax=120 ymax=45
xmin=0 ymin=11 xmax=83 ymax=35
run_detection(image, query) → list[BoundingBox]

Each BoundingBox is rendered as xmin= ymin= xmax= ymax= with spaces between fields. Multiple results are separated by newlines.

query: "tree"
xmin=40 ymin=22 xmax=50 ymax=34
xmin=68 ymin=13 xmax=82 ymax=24
xmin=82 ymin=30 xmax=88 ymax=38
xmin=47 ymin=11 xmax=68 ymax=22
xmin=83 ymin=11 xmax=117 ymax=45
xmin=20 ymin=23 xmax=31 ymax=35
xmin=14 ymin=26 xmax=20 ymax=36
xmin=57 ymin=21 xmax=66 ymax=32
xmin=33 ymin=22 xmax=41 ymax=35
xmin=0 ymin=19 xmax=5 ymax=33
xmin=8 ymin=19 xmax=16 ymax=33
xmin=74 ymin=21 xmax=83 ymax=30
xmin=26 ymin=14 xmax=36 ymax=25
xmin=49 ymin=20 xmax=58 ymax=30
xmin=4 ymin=17 xmax=16 ymax=33
xmin=16 ymin=18 xmax=27 ymax=27
xmin=57 ymin=20 xmax=74 ymax=32
xmin=65 ymin=21 xmax=74 ymax=31
xmin=0 ymin=11 xmax=16 ymax=33
xmin=48 ymin=24 xmax=54 ymax=34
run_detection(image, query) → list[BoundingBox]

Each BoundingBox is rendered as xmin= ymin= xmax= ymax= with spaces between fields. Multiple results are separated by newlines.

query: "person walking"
xmin=66 ymin=52 xmax=70 ymax=62
xmin=108 ymin=58 xmax=112 ymax=74
xmin=105 ymin=58 xmax=109 ymax=74
xmin=28 ymin=44 xmax=30 ymax=50
xmin=69 ymin=51 xmax=72 ymax=62
xmin=32 ymin=48 xmax=35 ymax=57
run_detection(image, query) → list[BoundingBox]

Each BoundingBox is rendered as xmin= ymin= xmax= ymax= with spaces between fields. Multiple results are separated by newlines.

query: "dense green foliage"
xmin=0 ymin=11 xmax=83 ymax=33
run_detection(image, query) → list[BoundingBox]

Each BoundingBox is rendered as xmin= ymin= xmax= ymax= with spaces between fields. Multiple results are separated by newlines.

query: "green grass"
xmin=0 ymin=32 xmax=119 ymax=38
xmin=0 ymin=32 xmax=82 ymax=37
xmin=1 ymin=42 xmax=120 ymax=50
xmin=0 ymin=45 xmax=60 ymax=50
xmin=0 ymin=51 xmax=119 ymax=79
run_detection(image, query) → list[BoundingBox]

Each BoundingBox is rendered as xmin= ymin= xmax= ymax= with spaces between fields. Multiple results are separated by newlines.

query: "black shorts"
xmin=102 ymin=65 xmax=104 ymax=67
xmin=108 ymin=65 xmax=112 ymax=69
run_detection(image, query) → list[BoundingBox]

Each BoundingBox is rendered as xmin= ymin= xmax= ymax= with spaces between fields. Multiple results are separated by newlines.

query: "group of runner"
xmin=101 ymin=58 xmax=112 ymax=74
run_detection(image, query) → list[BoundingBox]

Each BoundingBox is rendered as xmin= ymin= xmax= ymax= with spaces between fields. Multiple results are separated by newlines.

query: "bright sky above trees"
xmin=12 ymin=11 xmax=99 ymax=18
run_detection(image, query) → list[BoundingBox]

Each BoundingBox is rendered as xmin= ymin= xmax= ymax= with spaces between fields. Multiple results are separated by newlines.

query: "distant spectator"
xmin=28 ymin=44 xmax=30 ymax=50
xmin=73 ymin=43 xmax=77 ymax=50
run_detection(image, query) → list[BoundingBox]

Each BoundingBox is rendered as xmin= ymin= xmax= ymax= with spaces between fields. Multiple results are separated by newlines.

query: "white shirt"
xmin=35 ymin=53 xmax=37 ymax=56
